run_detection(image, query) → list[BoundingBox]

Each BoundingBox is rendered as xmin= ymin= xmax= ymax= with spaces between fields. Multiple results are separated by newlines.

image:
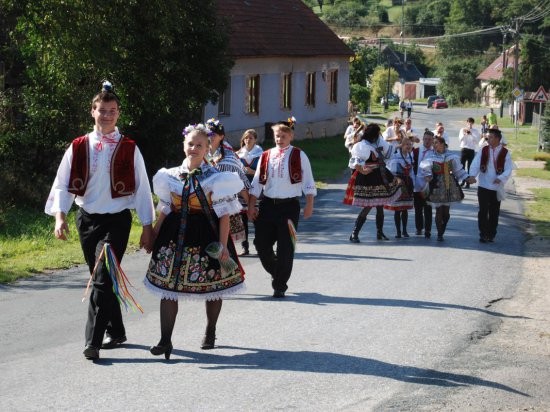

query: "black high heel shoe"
xmin=150 ymin=342 xmax=173 ymax=360
xmin=201 ymin=331 xmax=216 ymax=350
xmin=377 ymin=231 xmax=389 ymax=240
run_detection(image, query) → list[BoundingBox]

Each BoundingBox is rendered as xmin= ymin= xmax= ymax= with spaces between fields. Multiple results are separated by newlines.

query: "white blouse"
xmin=419 ymin=151 xmax=469 ymax=182
xmin=152 ymin=160 xmax=244 ymax=218
xmin=348 ymin=137 xmax=392 ymax=168
xmin=236 ymin=145 xmax=263 ymax=165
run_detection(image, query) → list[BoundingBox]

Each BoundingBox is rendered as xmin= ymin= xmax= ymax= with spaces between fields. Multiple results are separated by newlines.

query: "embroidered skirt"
xmin=384 ymin=175 xmax=414 ymax=211
xmin=428 ymin=174 xmax=464 ymax=206
xmin=343 ymin=169 xmax=401 ymax=207
xmin=144 ymin=211 xmax=245 ymax=301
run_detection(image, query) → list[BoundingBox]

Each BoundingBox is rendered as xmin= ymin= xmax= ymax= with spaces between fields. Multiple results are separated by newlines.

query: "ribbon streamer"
xmin=82 ymin=243 xmax=144 ymax=313
xmin=288 ymin=219 xmax=297 ymax=251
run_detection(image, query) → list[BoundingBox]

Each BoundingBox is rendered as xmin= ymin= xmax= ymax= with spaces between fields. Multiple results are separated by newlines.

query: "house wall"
xmin=204 ymin=56 xmax=351 ymax=146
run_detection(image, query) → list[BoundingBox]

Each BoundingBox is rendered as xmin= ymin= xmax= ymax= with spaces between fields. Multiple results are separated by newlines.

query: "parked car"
xmin=427 ymin=95 xmax=444 ymax=108
xmin=387 ymin=93 xmax=400 ymax=104
xmin=433 ymin=99 xmax=448 ymax=109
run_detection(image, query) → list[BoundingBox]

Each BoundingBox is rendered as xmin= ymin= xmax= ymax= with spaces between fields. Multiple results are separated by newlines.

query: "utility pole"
xmin=500 ymin=30 xmax=508 ymax=118
xmin=401 ymin=0 xmax=406 ymax=62
xmin=385 ymin=58 xmax=391 ymax=111
xmin=513 ymin=18 xmax=520 ymax=88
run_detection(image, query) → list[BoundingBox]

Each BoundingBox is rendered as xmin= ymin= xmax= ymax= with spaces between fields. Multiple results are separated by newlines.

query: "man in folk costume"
xmin=248 ymin=119 xmax=316 ymax=298
xmin=45 ymin=81 xmax=155 ymax=360
xmin=468 ymin=128 xmax=512 ymax=243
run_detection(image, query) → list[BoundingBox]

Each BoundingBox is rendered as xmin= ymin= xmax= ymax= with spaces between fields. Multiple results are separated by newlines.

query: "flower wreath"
xmin=182 ymin=123 xmax=213 ymax=138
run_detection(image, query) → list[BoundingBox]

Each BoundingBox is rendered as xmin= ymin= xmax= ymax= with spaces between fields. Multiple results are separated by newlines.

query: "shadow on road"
xmin=232 ymin=292 xmax=529 ymax=319
xmin=96 ymin=345 xmax=529 ymax=397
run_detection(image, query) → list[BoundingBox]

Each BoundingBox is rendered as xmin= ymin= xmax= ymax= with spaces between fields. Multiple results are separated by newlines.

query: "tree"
xmin=370 ymin=66 xmax=399 ymax=103
xmin=346 ymin=39 xmax=379 ymax=85
xmin=0 ymin=0 xmax=232 ymax=207
xmin=437 ymin=59 xmax=478 ymax=103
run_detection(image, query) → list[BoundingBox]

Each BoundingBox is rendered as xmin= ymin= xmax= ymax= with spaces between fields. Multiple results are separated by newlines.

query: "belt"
xmin=263 ymin=196 xmax=299 ymax=204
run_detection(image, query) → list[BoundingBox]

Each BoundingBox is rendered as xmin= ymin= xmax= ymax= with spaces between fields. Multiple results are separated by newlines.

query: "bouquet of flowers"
xmin=205 ymin=242 xmax=238 ymax=277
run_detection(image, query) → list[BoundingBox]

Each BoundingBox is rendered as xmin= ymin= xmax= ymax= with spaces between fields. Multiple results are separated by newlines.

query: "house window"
xmin=246 ymin=74 xmax=260 ymax=114
xmin=306 ymin=72 xmax=316 ymax=107
xmin=328 ymin=70 xmax=338 ymax=103
xmin=282 ymin=73 xmax=292 ymax=110
xmin=218 ymin=81 xmax=231 ymax=116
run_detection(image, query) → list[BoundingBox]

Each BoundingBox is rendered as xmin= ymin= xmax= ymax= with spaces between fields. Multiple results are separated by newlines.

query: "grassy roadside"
xmin=0 ymin=135 xmax=349 ymax=283
xmin=506 ymin=128 xmax=550 ymax=237
xmin=0 ymin=207 xmax=144 ymax=283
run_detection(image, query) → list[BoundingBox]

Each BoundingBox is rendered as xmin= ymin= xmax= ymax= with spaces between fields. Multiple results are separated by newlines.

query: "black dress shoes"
xmin=150 ymin=342 xmax=173 ymax=359
xmin=101 ymin=335 xmax=127 ymax=349
xmin=83 ymin=345 xmax=100 ymax=360
xmin=272 ymin=290 xmax=286 ymax=298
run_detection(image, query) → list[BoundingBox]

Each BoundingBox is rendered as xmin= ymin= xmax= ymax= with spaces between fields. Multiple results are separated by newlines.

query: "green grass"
xmin=525 ymin=188 xmax=550 ymax=237
xmin=294 ymin=135 xmax=350 ymax=182
xmin=0 ymin=207 xmax=144 ymax=283
xmin=505 ymin=128 xmax=540 ymax=160
xmin=516 ymin=168 xmax=550 ymax=180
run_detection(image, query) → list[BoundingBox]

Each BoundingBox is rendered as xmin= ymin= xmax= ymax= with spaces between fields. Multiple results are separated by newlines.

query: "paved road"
xmin=0 ymin=107 xmax=546 ymax=410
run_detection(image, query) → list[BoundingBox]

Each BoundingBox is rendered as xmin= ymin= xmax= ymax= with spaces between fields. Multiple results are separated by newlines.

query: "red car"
xmin=433 ymin=98 xmax=448 ymax=109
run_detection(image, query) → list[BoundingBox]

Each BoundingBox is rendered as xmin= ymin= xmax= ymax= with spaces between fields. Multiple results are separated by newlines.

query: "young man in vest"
xmin=468 ymin=128 xmax=512 ymax=243
xmin=45 ymin=81 xmax=155 ymax=360
xmin=247 ymin=120 xmax=316 ymax=298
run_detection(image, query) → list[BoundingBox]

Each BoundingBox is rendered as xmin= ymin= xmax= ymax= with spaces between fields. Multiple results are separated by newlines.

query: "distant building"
xmin=380 ymin=46 xmax=425 ymax=99
xmin=477 ymin=46 xmax=516 ymax=107
xmin=205 ymin=0 xmax=354 ymax=145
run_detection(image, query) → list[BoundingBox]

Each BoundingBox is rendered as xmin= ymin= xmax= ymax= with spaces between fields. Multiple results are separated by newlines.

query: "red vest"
xmin=68 ymin=135 xmax=136 ymax=198
xmin=259 ymin=147 xmax=302 ymax=185
xmin=480 ymin=145 xmax=508 ymax=174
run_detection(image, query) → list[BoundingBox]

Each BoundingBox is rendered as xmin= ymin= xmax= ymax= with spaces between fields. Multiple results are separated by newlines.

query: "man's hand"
xmin=247 ymin=206 xmax=258 ymax=221
xmin=54 ymin=212 xmax=69 ymax=240
xmin=140 ymin=224 xmax=155 ymax=253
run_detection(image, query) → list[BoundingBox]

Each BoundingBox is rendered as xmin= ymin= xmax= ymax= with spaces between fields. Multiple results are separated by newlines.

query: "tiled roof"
xmin=217 ymin=0 xmax=353 ymax=58
xmin=381 ymin=46 xmax=424 ymax=81
xmin=477 ymin=46 xmax=517 ymax=81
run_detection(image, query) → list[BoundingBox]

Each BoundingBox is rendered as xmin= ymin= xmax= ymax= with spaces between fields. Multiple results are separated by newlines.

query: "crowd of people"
xmin=45 ymin=82 xmax=511 ymax=361
xmin=343 ymin=112 xmax=511 ymax=243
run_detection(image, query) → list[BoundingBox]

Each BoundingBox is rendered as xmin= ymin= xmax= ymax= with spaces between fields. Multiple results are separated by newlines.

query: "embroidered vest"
xmin=480 ymin=145 xmax=508 ymax=174
xmin=68 ymin=135 xmax=136 ymax=198
xmin=258 ymin=147 xmax=302 ymax=185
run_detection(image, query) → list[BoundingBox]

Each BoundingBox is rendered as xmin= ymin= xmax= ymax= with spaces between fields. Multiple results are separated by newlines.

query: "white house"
xmin=204 ymin=0 xmax=354 ymax=145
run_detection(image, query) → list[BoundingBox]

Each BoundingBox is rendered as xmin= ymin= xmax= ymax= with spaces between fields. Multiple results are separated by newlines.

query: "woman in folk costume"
xmin=144 ymin=124 xmax=245 ymax=358
xmin=419 ymin=136 xmax=475 ymax=241
xmin=205 ymin=118 xmax=250 ymax=244
xmin=235 ymin=129 xmax=263 ymax=256
xmin=248 ymin=118 xmax=316 ymax=298
xmin=384 ymin=137 xmax=415 ymax=238
xmin=344 ymin=123 xmax=401 ymax=243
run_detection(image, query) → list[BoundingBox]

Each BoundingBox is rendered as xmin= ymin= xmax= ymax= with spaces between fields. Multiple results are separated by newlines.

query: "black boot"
xmin=376 ymin=209 xmax=389 ymax=240
xmin=402 ymin=211 xmax=409 ymax=238
xmin=394 ymin=213 xmax=401 ymax=238
xmin=350 ymin=216 xmax=366 ymax=243
xmin=435 ymin=211 xmax=444 ymax=241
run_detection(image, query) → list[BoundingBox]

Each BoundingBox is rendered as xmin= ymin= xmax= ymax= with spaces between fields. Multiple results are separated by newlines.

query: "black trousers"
xmin=253 ymin=198 xmax=300 ymax=293
xmin=460 ymin=148 xmax=475 ymax=174
xmin=413 ymin=192 xmax=432 ymax=233
xmin=477 ymin=187 xmax=501 ymax=240
xmin=76 ymin=208 xmax=132 ymax=348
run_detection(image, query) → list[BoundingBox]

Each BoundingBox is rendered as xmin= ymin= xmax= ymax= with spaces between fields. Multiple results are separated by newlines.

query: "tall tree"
xmin=370 ymin=66 xmax=399 ymax=103
xmin=0 ymin=0 xmax=232 ymax=207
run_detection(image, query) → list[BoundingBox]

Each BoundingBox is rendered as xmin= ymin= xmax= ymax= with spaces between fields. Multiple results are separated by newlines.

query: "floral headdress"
xmin=182 ymin=123 xmax=212 ymax=138
xmin=276 ymin=116 xmax=297 ymax=130
xmin=206 ymin=117 xmax=225 ymax=135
